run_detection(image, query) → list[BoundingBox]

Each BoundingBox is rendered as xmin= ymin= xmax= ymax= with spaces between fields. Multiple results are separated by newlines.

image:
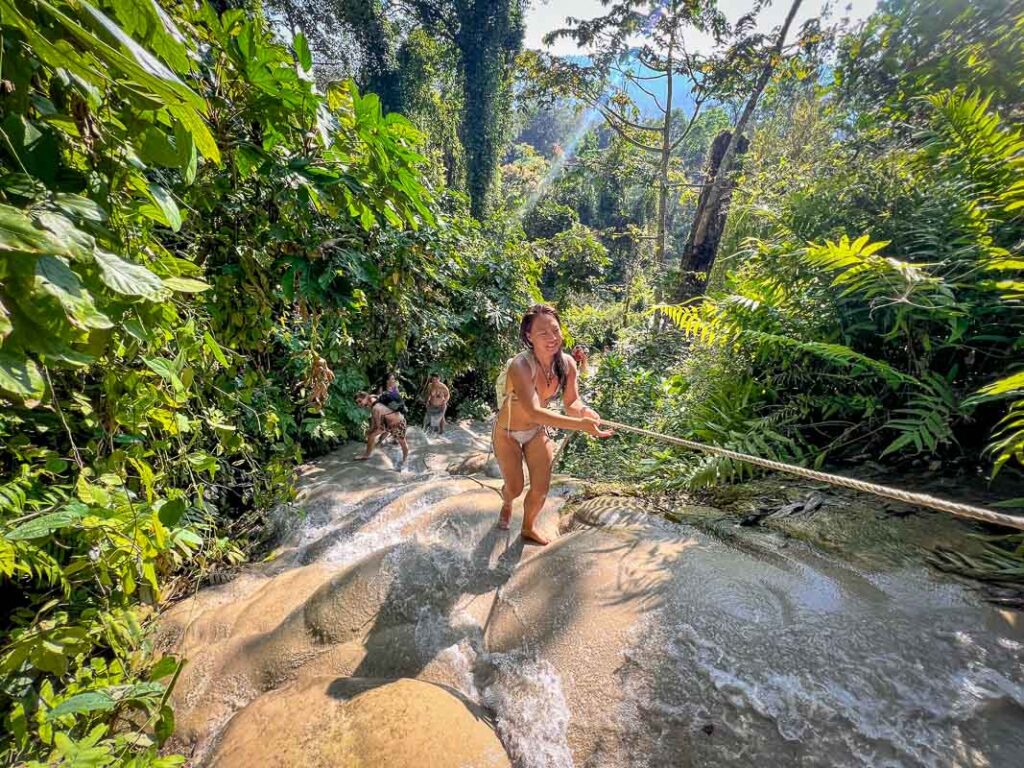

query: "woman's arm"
xmin=508 ymin=356 xmax=610 ymax=437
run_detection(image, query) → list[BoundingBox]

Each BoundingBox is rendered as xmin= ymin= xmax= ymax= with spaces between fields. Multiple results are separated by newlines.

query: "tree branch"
xmin=594 ymin=106 xmax=662 ymax=153
xmin=669 ymin=97 xmax=705 ymax=151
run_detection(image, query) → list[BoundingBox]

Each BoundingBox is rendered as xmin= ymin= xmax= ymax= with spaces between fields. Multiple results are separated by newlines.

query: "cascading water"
xmin=161 ymin=424 xmax=1024 ymax=767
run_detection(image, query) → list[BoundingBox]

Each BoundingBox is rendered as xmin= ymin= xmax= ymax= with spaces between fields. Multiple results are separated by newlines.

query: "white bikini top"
xmin=495 ymin=350 xmax=569 ymax=432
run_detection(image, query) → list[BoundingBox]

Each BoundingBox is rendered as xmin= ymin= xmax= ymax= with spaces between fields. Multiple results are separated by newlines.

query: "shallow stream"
xmin=160 ymin=422 xmax=1024 ymax=767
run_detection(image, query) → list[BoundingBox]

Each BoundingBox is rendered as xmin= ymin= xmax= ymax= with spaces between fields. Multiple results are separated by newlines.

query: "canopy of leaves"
xmin=0 ymin=1 xmax=536 ymax=763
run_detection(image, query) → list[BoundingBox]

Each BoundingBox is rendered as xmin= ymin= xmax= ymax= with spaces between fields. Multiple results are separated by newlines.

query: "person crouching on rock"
xmin=493 ymin=304 xmax=613 ymax=544
xmin=354 ymin=391 xmax=409 ymax=469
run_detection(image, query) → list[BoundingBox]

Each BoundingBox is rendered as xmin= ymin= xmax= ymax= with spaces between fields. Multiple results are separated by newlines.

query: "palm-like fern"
xmin=672 ymin=378 xmax=812 ymax=489
xmin=657 ymin=297 xmax=912 ymax=388
xmin=917 ymin=90 xmax=1024 ymax=475
xmin=0 ymin=477 xmax=68 ymax=592
xmin=802 ymin=235 xmax=964 ymax=330
xmin=974 ymin=371 xmax=1024 ymax=475
xmin=882 ymin=372 xmax=961 ymax=456
xmin=921 ymin=90 xmax=1024 ymax=221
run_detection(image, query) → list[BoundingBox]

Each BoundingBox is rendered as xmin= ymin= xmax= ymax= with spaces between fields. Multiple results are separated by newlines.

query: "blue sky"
xmin=525 ymin=0 xmax=879 ymax=55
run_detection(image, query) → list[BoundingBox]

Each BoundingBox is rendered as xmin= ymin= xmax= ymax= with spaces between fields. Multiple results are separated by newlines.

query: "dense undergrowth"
xmin=565 ymin=1 xmax=1024 ymax=495
xmin=0 ymin=0 xmax=535 ymax=763
xmin=559 ymin=0 xmax=1024 ymax=587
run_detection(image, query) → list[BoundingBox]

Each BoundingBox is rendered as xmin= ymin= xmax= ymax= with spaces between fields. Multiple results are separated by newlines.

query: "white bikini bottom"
xmin=506 ymin=426 xmax=545 ymax=446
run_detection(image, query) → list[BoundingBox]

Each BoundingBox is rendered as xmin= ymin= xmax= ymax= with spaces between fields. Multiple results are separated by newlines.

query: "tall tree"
xmin=543 ymin=0 xmax=728 ymax=267
xmin=452 ymin=0 xmax=526 ymax=219
xmin=678 ymin=0 xmax=805 ymax=296
xmin=276 ymin=0 xmax=525 ymax=219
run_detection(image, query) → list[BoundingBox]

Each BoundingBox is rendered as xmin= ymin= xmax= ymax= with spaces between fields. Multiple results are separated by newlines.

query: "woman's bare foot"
xmin=497 ymin=505 xmax=512 ymax=530
xmin=354 ymin=455 xmax=369 ymax=461
xmin=520 ymin=527 xmax=550 ymax=545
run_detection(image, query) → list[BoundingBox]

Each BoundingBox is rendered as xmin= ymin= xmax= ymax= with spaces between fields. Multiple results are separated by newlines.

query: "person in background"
xmin=571 ymin=344 xmax=589 ymax=375
xmin=354 ymin=391 xmax=409 ymax=469
xmin=377 ymin=372 xmax=405 ymax=412
xmin=423 ymin=373 xmax=451 ymax=434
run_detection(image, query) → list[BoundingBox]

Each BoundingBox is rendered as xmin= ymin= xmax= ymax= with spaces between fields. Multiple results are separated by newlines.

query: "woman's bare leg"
xmin=521 ymin=433 xmax=555 ymax=545
xmin=491 ymin=425 xmax=525 ymax=529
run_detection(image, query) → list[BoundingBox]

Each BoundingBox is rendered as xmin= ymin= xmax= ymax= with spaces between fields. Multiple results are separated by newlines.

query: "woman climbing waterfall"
xmin=493 ymin=304 xmax=613 ymax=544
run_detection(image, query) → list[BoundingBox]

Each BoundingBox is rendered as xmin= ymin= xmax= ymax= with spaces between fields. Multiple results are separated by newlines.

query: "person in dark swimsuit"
xmin=354 ymin=391 xmax=409 ymax=469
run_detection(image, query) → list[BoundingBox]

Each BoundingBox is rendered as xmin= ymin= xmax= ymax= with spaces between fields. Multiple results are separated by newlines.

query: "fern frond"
xmin=921 ymin=90 xmax=1024 ymax=220
xmin=803 ymin=235 xmax=958 ymax=312
xmin=0 ymin=477 xmax=30 ymax=515
xmin=988 ymin=400 xmax=1024 ymax=475
xmin=744 ymin=331 xmax=914 ymax=388
xmin=659 ymin=297 xmax=914 ymax=388
xmin=978 ymin=370 xmax=1024 ymax=398
xmin=882 ymin=372 xmax=960 ymax=457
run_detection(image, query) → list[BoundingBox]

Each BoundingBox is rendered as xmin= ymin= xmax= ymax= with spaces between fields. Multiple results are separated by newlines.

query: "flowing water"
xmin=160 ymin=422 xmax=1024 ymax=767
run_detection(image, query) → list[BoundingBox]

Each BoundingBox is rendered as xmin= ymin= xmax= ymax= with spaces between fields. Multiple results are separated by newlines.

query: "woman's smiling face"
xmin=528 ymin=313 xmax=563 ymax=356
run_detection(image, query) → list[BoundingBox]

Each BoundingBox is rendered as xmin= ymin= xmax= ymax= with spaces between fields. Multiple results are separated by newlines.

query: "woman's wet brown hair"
xmin=519 ymin=304 xmax=567 ymax=390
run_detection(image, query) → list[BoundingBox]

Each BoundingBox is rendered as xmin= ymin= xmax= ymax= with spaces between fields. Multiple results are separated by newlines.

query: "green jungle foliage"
xmin=0 ymin=0 xmax=534 ymax=763
xmin=271 ymin=0 xmax=527 ymax=219
xmin=560 ymin=0 xmax=1024 ymax=496
xmin=1 ymin=0 xmax=1023 ymax=762
xmin=657 ymin=91 xmax=1024 ymax=489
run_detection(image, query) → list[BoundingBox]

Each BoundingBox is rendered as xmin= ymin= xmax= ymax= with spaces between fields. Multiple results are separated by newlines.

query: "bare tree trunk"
xmin=679 ymin=0 xmax=803 ymax=297
xmin=655 ymin=40 xmax=675 ymax=268
xmin=676 ymin=130 xmax=749 ymax=298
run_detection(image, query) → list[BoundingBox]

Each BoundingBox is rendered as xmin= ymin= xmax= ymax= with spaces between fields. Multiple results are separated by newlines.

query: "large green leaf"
xmin=0 ymin=204 xmax=58 ymax=254
xmin=35 ymin=255 xmax=112 ymax=330
xmin=143 ymin=356 xmax=184 ymax=391
xmin=5 ymin=503 xmax=89 ymax=541
xmin=141 ymin=183 xmax=183 ymax=231
xmin=161 ymin=276 xmax=209 ymax=293
xmin=0 ymin=173 xmax=48 ymax=200
xmin=45 ymin=691 xmax=116 ymax=720
xmin=54 ymin=194 xmax=107 ymax=224
xmin=173 ymin=119 xmax=197 ymax=184
xmin=35 ymin=211 xmax=96 ymax=260
xmin=138 ymin=126 xmax=181 ymax=168
xmin=94 ymin=249 xmax=163 ymax=300
xmin=293 ymin=32 xmax=313 ymax=71
xmin=0 ymin=351 xmax=45 ymax=405
xmin=202 ymin=330 xmax=228 ymax=366
xmin=170 ymin=105 xmax=220 ymax=164
xmin=1 ymin=0 xmax=197 ymax=111
xmin=157 ymin=497 xmax=185 ymax=527
xmin=79 ymin=0 xmax=190 ymax=97
xmin=106 ymin=0 xmax=192 ymax=75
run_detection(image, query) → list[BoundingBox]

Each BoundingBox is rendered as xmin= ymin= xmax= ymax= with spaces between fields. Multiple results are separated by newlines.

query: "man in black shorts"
xmin=353 ymin=391 xmax=409 ymax=469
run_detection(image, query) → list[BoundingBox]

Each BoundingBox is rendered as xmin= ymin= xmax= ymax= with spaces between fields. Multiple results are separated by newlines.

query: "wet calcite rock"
xmin=447 ymin=450 xmax=501 ymax=478
xmin=209 ymin=677 xmax=511 ymax=768
xmin=162 ymin=422 xmax=1024 ymax=768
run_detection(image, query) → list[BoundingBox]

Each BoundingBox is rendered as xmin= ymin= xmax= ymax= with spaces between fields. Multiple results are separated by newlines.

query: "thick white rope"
xmin=597 ymin=418 xmax=1024 ymax=532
